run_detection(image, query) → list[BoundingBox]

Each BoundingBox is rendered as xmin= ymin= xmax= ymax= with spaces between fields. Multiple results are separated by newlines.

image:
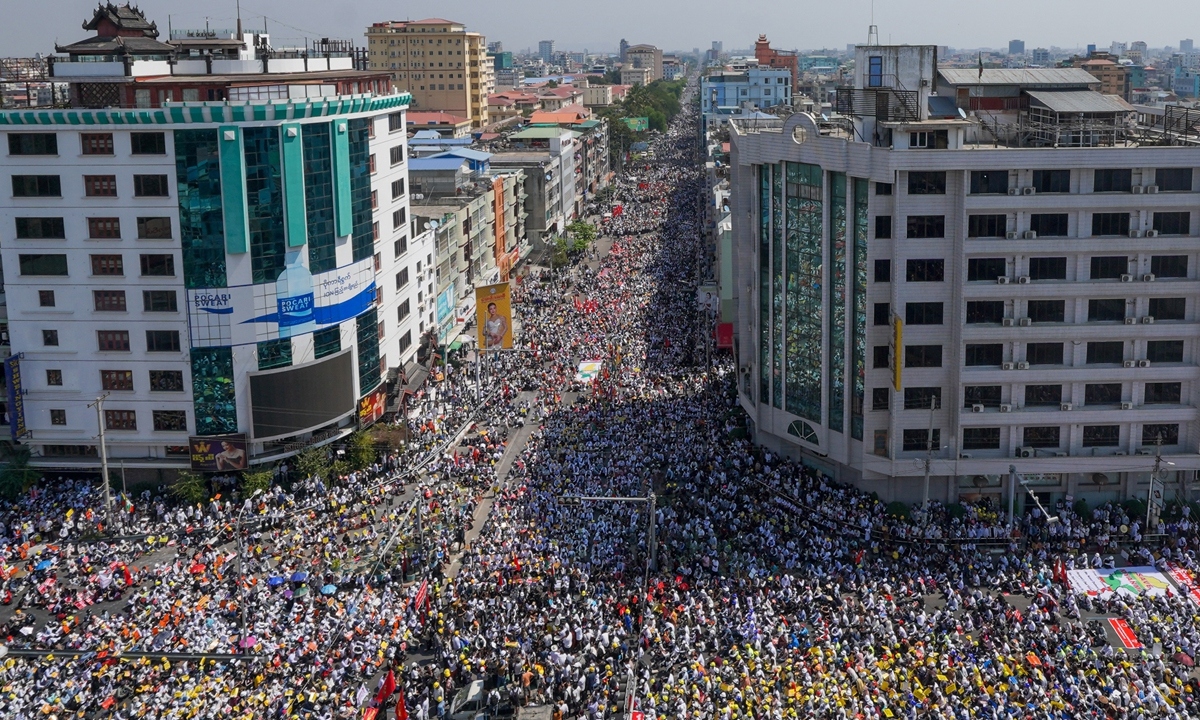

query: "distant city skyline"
xmin=1 ymin=0 xmax=1197 ymax=57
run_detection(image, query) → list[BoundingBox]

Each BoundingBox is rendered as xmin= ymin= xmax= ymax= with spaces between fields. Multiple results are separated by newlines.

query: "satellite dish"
xmin=971 ymin=475 xmax=989 ymax=489
xmin=423 ymin=222 xmax=431 ymax=230
xmin=1091 ymin=472 xmax=1111 ymax=485
xmin=958 ymin=108 xmax=968 ymax=119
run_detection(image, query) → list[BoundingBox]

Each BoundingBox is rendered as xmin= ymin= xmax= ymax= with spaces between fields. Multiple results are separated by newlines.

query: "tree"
xmin=346 ymin=431 xmax=376 ymax=472
xmin=0 ymin=443 xmax=40 ymax=501
xmin=546 ymin=79 xmax=559 ymax=88
xmin=566 ymin=221 xmax=597 ymax=253
xmin=551 ymin=236 xmax=570 ymax=269
xmin=171 ymin=470 xmax=210 ymax=505
xmin=294 ymin=446 xmax=329 ymax=481
xmin=241 ymin=467 xmax=273 ymax=497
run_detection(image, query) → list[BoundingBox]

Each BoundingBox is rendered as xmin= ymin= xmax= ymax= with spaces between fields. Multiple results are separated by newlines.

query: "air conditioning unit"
xmin=1008 ymin=188 xmax=1020 ymax=196
xmin=1060 ymin=402 xmax=1073 ymax=411
xmin=1002 ymin=318 xmax=1015 ymax=327
xmin=1142 ymin=316 xmax=1155 ymax=324
xmin=1018 ymin=317 xmax=1031 ymax=326
xmin=1005 ymin=231 xmax=1019 ymax=240
xmin=1002 ymin=362 xmax=1015 ymax=370
xmin=1053 ymin=451 xmax=1068 ymax=457
xmin=1124 ymin=317 xmax=1136 ymax=325
xmin=1113 ymin=451 xmax=1127 ymax=456
xmin=1024 ymin=231 xmax=1038 ymax=239
xmin=1129 ymin=230 xmax=1143 ymax=239
xmin=997 ymin=276 xmax=1011 ymax=284
xmin=1146 ymin=230 xmax=1160 ymax=238
xmin=1017 ymin=275 xmax=1031 ymax=284
xmin=1023 ymin=187 xmax=1037 ymax=196
xmin=1138 ymin=359 xmax=1151 ymax=368
xmin=1123 ymin=360 xmax=1137 ymax=368
xmin=1120 ymin=274 xmax=1134 ymax=282
xmin=1137 ymin=448 xmax=1155 ymax=456
xmin=971 ymin=403 xmax=985 ymax=413
xmin=1018 ymin=446 xmax=1035 ymax=458
xmin=999 ymin=403 xmax=1013 ymax=412
xmin=959 ymin=452 xmax=974 ymax=459
xmin=1147 ymin=185 xmax=1159 ymax=194
xmin=1132 ymin=185 xmax=1145 ymax=194
xmin=1143 ymin=274 xmax=1156 ymax=282
xmin=1121 ymin=401 xmax=1134 ymax=410
xmin=411 ymin=193 xmax=426 ymax=200
xmin=1017 ymin=361 xmax=1030 ymax=370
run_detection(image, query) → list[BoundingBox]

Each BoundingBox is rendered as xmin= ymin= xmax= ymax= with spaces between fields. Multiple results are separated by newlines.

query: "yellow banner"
xmin=476 ymin=282 xmax=513 ymax=350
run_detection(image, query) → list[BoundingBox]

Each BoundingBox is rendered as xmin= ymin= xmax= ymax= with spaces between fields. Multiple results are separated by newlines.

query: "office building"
xmin=1183 ymin=39 xmax=1195 ymax=55
xmin=365 ymin=18 xmax=493 ymax=128
xmin=754 ymin=35 xmax=799 ymax=91
xmin=625 ymin=45 xmax=664 ymax=82
xmin=730 ymin=44 xmax=1199 ymax=508
xmin=619 ymin=39 xmax=630 ymax=63
xmin=1031 ymin=48 xmax=1051 ymax=65
xmin=701 ymin=65 xmax=793 ymax=132
xmin=538 ymin=40 xmax=555 ymax=63
xmin=1008 ymin=40 xmax=1025 ymax=56
xmin=0 ymin=4 xmax=422 ymax=469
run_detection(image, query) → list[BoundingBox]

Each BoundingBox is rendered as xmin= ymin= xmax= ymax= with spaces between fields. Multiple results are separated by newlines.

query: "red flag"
xmin=121 ymin=564 xmax=133 ymax=586
xmin=374 ymin=669 xmax=396 ymax=705
xmin=396 ymin=687 xmax=408 ymax=720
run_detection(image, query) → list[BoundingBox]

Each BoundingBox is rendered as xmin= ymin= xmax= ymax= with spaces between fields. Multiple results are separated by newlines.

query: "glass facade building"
xmin=245 ymin=126 xmax=287 ymax=284
xmin=175 ymin=129 xmax=226 ymax=289
xmin=302 ymin=123 xmax=337 ymax=274
xmin=348 ymin=118 xmax=375 ymax=263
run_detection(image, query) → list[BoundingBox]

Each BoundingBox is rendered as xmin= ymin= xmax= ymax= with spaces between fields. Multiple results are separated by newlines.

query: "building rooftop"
xmin=408 ymin=157 xmax=470 ymax=172
xmin=408 ymin=136 xmax=473 ymax=146
xmin=1026 ymin=89 xmax=1134 ymax=114
xmin=407 ymin=111 xmax=471 ymax=125
xmin=511 ymin=126 xmax=577 ymax=140
xmin=938 ymin=67 xmax=1099 ymax=88
xmin=433 ymin=148 xmax=492 ymax=162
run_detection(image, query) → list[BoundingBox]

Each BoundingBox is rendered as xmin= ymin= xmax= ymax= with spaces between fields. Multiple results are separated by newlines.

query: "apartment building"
xmin=730 ymin=44 xmax=1200 ymax=509
xmin=365 ymin=18 xmax=493 ymax=128
xmin=0 ymin=5 xmax=419 ymax=468
xmin=625 ymin=45 xmax=664 ymax=82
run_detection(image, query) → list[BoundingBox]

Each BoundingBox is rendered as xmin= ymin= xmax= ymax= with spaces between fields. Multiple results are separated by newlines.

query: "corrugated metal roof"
xmin=1025 ymin=90 xmax=1135 ymax=114
xmin=433 ymin=148 xmax=492 ymax=161
xmin=408 ymin=157 xmax=469 ymax=171
xmin=512 ymin=126 xmax=577 ymax=139
xmin=938 ymin=68 xmax=1099 ymax=87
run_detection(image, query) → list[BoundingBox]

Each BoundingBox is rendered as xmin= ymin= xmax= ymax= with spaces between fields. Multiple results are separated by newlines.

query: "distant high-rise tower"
xmin=712 ymin=40 xmax=723 ymax=56
xmin=1008 ymin=39 xmax=1025 ymax=56
xmin=1087 ymin=44 xmax=1097 ymax=56
xmin=1183 ymin=39 xmax=1196 ymax=54
xmin=1031 ymin=48 xmax=1051 ymax=65
xmin=538 ymin=40 xmax=555 ymax=63
xmin=620 ymin=38 xmax=629 ymax=62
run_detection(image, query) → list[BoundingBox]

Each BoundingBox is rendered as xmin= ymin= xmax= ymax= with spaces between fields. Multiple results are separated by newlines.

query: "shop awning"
xmin=448 ymin=338 xmax=465 ymax=353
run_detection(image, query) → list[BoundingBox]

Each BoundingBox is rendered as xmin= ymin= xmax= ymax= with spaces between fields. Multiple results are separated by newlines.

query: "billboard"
xmin=716 ymin=322 xmax=734 ymax=349
xmin=1066 ymin=566 xmax=1174 ymax=599
xmin=436 ymin=287 xmax=456 ymax=343
xmin=622 ymin=117 xmax=649 ymax=132
xmin=358 ymin=387 xmax=387 ymax=427
xmin=4 ymin=355 xmax=26 ymax=441
xmin=249 ymin=349 xmax=356 ymax=440
xmin=189 ymin=433 xmax=248 ymax=471
xmin=697 ymin=285 xmax=718 ymax=312
xmin=475 ymin=283 xmax=513 ymax=350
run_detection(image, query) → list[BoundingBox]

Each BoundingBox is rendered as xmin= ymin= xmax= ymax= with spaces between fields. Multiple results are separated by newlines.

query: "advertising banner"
xmin=358 ymin=387 xmax=387 ymax=427
xmin=436 ymin=287 xmax=456 ymax=344
xmin=1166 ymin=562 xmax=1200 ymax=605
xmin=716 ymin=322 xmax=734 ymax=349
xmin=697 ymin=285 xmax=718 ymax=312
xmin=1066 ymin=566 xmax=1174 ymax=598
xmin=189 ymin=434 xmax=249 ymax=471
xmin=576 ymin=360 xmax=602 ymax=381
xmin=475 ymin=283 xmax=513 ymax=350
xmin=4 ymin=355 xmax=26 ymax=441
xmin=622 ymin=117 xmax=650 ymax=132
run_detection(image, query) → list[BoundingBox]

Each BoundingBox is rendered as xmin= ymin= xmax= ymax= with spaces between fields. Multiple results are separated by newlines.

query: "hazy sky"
xmin=4 ymin=0 xmax=1197 ymax=57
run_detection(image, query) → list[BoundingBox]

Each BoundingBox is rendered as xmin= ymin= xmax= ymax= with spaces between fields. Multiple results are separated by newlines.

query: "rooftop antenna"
xmin=236 ymin=0 xmax=242 ymax=37
xmin=866 ymin=0 xmax=879 ymax=46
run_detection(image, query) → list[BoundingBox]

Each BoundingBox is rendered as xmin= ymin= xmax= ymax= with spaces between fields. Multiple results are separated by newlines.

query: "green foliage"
xmin=885 ymin=501 xmax=910 ymax=520
xmin=346 ymin=431 xmax=377 ymax=472
xmin=1123 ymin=498 xmax=1148 ymax=519
xmin=566 ymin=221 xmax=597 ymax=253
xmin=604 ymin=69 xmax=621 ymax=85
xmin=945 ymin=503 xmax=966 ymax=521
xmin=551 ymin=236 xmax=570 ymax=269
xmin=241 ymin=467 xmax=273 ymax=497
xmin=294 ymin=446 xmax=329 ymax=480
xmin=0 ymin=443 xmax=40 ymax=501
xmin=546 ymin=79 xmax=559 ymax=88
xmin=171 ymin=470 xmax=210 ymax=505
xmin=329 ymin=459 xmax=349 ymax=480
xmin=1072 ymin=498 xmax=1089 ymax=519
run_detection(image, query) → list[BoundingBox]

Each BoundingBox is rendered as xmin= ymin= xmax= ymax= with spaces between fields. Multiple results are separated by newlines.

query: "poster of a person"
xmin=475 ymin=283 xmax=514 ymax=350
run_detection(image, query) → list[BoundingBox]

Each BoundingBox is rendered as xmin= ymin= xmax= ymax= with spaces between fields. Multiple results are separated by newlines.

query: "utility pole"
xmin=1149 ymin=434 xmax=1163 ymax=531
xmin=921 ymin=394 xmax=937 ymax=516
xmin=88 ymin=393 xmax=114 ymax=532
xmin=1007 ymin=464 xmax=1018 ymax=540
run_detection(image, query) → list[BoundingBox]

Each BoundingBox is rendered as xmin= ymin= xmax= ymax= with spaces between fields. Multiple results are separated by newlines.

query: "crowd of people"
xmin=0 ymin=77 xmax=1199 ymax=719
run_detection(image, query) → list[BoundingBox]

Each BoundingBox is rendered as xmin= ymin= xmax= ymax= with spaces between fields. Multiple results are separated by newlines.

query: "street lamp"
xmin=236 ymin=487 xmax=264 ymax=653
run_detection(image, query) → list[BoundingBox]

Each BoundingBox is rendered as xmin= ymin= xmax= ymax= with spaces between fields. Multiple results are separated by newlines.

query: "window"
xmin=104 ymin=409 xmax=137 ymax=431
xmin=872 ymin=388 xmax=890 ymax=410
xmin=133 ymin=175 xmax=169 ymax=197
xmin=93 ymin=290 xmax=127 ymax=312
xmin=145 ymin=330 xmax=180 ymax=352
xmin=1092 ymin=213 xmax=1130 ymax=237
xmin=42 ymin=329 xmax=58 ymax=346
xmin=390 ymin=145 xmax=405 ymax=165
xmin=962 ymin=427 xmax=1001 ymax=450
xmin=19 ymin=254 xmax=68 ymax=275
xmin=874 ymin=259 xmax=891 ymax=282
xmin=1086 ymin=341 xmax=1123 ymax=364
xmin=257 ymin=338 xmax=292 ymax=370
xmin=904 ymin=386 xmax=941 ymax=410
xmin=1023 ymin=426 xmax=1061 ymax=448
xmin=873 ymin=303 xmax=890 ymax=326
xmin=905 ymin=345 xmax=942 ymax=368
xmin=1084 ymin=383 xmax=1122 ymax=404
xmin=12 ymin=175 xmax=61 ymax=197
xmin=967 ymin=258 xmax=1006 ymax=281
xmin=1029 ymin=214 xmax=1068 ymax=236
xmin=389 ymin=112 xmax=404 ymax=132
xmin=1026 ymin=342 xmax=1063 ymax=365
xmin=907 ymin=171 xmax=946 ymax=194
xmin=1153 ymin=212 xmax=1190 ymax=235
xmin=369 ymin=154 xmax=377 ymax=174
xmin=867 ymin=56 xmax=884 ymax=86
xmin=1025 ymin=385 xmax=1062 ymax=406
xmin=392 ymin=207 xmax=407 ymax=230
xmin=46 ymin=369 xmax=62 ymax=386
xmin=391 ymin=178 xmax=406 ymax=199
xmin=875 ymin=215 xmax=892 ymax=239
xmin=313 ymin=326 xmax=341 ymax=359
xmin=1146 ymin=256 xmax=1185 ymax=280
xmin=875 ymin=182 xmax=892 ymax=195
xmin=87 ymin=217 xmax=120 ymax=239
xmin=963 ymin=301 xmax=1002 ymax=325
xmin=1027 ymin=300 xmax=1065 ymax=323
xmin=394 ymin=236 xmax=408 ymax=258
xmin=872 ymin=345 xmax=890 ymax=369
xmin=101 ymin=370 xmax=134 ymax=391
xmin=965 ymin=385 xmax=1002 ymax=407
xmin=50 ymin=409 xmax=66 ymax=426
xmin=965 ymin=343 xmax=1003 ymax=366
xmin=970 ymin=170 xmax=1009 ymax=194
xmin=87 ymin=254 xmax=123 ymax=276
xmin=909 ymin=130 xmax=948 ymax=149
xmin=396 ymin=268 xmax=410 ymax=290
xmin=7 ymin=133 xmax=57 ymax=155
xmin=1155 ymin=168 xmax=1193 ymax=192
xmin=137 ymin=217 xmax=172 ymax=239
xmin=80 ymin=133 xmax=114 ymax=155
xmin=1144 ymin=423 xmax=1180 ymax=446
xmin=15 ymin=217 xmax=65 ymax=239
xmin=906 ymin=302 xmax=943 ymax=325
xmin=143 ymin=290 xmax=178 ymax=312
xmin=398 ymin=330 xmax=413 ymax=353
xmin=1032 ymin=169 xmax=1070 ymax=193
xmin=149 ymin=370 xmax=184 ymax=392
xmin=1087 ymin=298 xmax=1126 ymax=322
xmin=906 ymin=215 xmax=944 ymax=238
xmin=1028 ymin=257 xmax=1066 ymax=280
xmin=1147 ymin=340 xmax=1184 ymax=363
xmin=1144 ymin=382 xmax=1181 ymax=404
xmin=397 ymin=299 xmax=411 ymax=321
xmin=140 ymin=254 xmax=175 ymax=276
xmin=37 ymin=289 xmax=56 ymax=307
xmin=1082 ymin=425 xmax=1120 ymax=447
xmin=152 ymin=410 xmax=188 ymax=432
xmin=902 ymin=428 xmax=940 ymax=452
xmin=906 ymin=259 xmax=944 ymax=282
xmin=84 ymin=175 xmax=117 ymax=197
xmin=1149 ymin=297 xmax=1185 ymax=321
xmin=129 ymin=132 xmax=166 ymax=155
xmin=1091 ymin=256 xmax=1127 ymax=280
xmin=97 ymin=330 xmax=130 ymax=351
xmin=1093 ymin=168 xmax=1132 ymax=193
xmin=968 ymin=214 xmax=1007 ymax=238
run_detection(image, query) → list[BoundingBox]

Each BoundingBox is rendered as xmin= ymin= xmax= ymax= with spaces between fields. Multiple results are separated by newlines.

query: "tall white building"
xmin=0 ymin=4 xmax=422 ymax=470
xmin=730 ymin=44 xmax=1200 ymax=509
